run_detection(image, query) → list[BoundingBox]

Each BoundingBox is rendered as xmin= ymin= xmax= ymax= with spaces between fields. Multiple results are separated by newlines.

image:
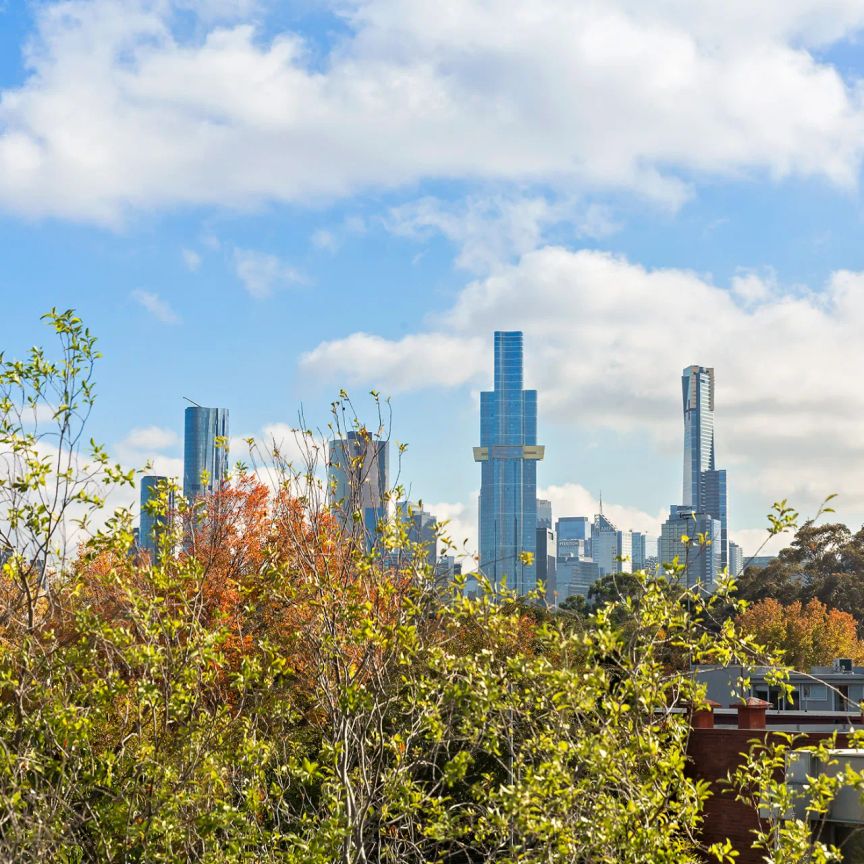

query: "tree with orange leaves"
xmin=736 ymin=596 xmax=864 ymax=669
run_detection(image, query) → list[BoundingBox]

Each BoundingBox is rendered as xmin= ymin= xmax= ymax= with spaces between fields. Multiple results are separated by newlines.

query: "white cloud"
xmin=387 ymin=195 xmax=566 ymax=273
xmin=131 ymin=289 xmax=180 ymax=324
xmin=2 ymin=0 xmax=864 ymax=221
xmin=425 ymin=498 xmax=478 ymax=562
xmin=301 ymin=332 xmax=486 ymax=392
xmin=123 ymin=425 xmax=180 ymax=451
xmin=182 ymin=248 xmax=202 ymax=271
xmin=233 ymin=248 xmax=305 ymax=298
xmin=301 ymin=247 xmax=864 ymax=526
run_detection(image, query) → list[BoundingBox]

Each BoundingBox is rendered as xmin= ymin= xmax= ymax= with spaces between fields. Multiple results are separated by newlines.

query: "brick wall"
xmin=687 ymin=727 xmax=846 ymax=862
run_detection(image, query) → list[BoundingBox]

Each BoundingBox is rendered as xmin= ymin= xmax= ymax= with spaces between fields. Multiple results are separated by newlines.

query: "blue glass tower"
xmin=475 ymin=331 xmax=544 ymax=595
xmin=681 ymin=365 xmax=728 ymax=572
xmin=682 ymin=365 xmax=715 ymax=508
xmin=183 ymin=406 xmax=230 ymax=500
xmin=139 ymin=475 xmax=173 ymax=563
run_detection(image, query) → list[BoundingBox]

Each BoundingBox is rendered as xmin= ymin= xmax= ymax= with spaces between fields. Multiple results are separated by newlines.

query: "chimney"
xmin=691 ymin=699 xmax=720 ymax=729
xmin=735 ymin=696 xmax=771 ymax=730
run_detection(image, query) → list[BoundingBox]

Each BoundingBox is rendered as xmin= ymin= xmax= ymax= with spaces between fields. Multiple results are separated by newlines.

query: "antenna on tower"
xmin=599 ymin=490 xmax=603 ymax=516
xmin=182 ymin=396 xmax=203 ymax=408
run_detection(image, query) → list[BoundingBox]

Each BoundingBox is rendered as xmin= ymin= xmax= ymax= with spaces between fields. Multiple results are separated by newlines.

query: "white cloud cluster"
xmin=233 ymin=248 xmax=304 ymax=298
xmin=301 ymin=247 xmax=864 ymax=521
xmin=2 ymin=0 xmax=864 ymax=221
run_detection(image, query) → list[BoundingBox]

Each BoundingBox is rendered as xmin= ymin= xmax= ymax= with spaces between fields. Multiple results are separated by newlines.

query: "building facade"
xmin=536 ymin=499 xmax=553 ymax=529
xmin=183 ymin=406 xmax=229 ymax=500
xmin=729 ymin=541 xmax=744 ymax=578
xmin=591 ymin=513 xmax=632 ymax=577
xmin=536 ymin=526 xmax=557 ymax=605
xmin=556 ymin=516 xmax=591 ymax=560
xmin=396 ymin=501 xmax=438 ymax=568
xmin=139 ymin=475 xmax=172 ymax=563
xmin=475 ymin=332 xmax=544 ymax=595
xmin=681 ymin=365 xmax=729 ymax=572
xmin=658 ymin=505 xmax=721 ymax=589
xmin=328 ymin=431 xmax=389 ymax=544
xmin=631 ymin=531 xmax=647 ymax=570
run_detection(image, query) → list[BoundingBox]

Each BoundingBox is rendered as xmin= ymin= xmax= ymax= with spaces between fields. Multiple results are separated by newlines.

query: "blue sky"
xmin=4 ymin=0 xmax=864 ymax=555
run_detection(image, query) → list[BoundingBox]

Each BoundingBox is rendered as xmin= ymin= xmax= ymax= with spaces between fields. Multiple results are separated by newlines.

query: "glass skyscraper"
xmin=659 ymin=505 xmax=722 ymax=590
xmin=139 ymin=475 xmax=172 ymax=563
xmin=475 ymin=331 xmax=544 ymax=595
xmin=328 ymin=431 xmax=389 ymax=546
xmin=682 ymin=365 xmax=715 ymax=509
xmin=681 ymin=365 xmax=729 ymax=572
xmin=183 ymin=406 xmax=230 ymax=500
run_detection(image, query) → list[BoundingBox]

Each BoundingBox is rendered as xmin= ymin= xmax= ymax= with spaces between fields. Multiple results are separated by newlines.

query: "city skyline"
xmin=6 ymin=2 xmax=864 ymax=560
xmin=135 ymin=331 xmax=758 ymax=599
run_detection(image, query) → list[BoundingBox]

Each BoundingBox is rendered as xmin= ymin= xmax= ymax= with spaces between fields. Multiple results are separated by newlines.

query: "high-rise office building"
xmin=139 ymin=475 xmax=173 ymax=563
xmin=475 ymin=331 xmax=544 ymax=595
xmin=681 ymin=365 xmax=729 ymax=571
xmin=536 ymin=525 xmax=557 ymax=605
xmin=591 ymin=513 xmax=632 ymax=577
xmin=631 ymin=531 xmax=647 ymax=570
xmin=536 ymin=499 xmax=553 ymax=529
xmin=556 ymin=516 xmax=591 ymax=560
xmin=328 ymin=431 xmax=389 ymax=543
xmin=396 ymin=501 xmax=438 ymax=568
xmin=183 ymin=406 xmax=230 ymax=500
xmin=729 ymin=541 xmax=744 ymax=579
xmin=658 ymin=505 xmax=721 ymax=589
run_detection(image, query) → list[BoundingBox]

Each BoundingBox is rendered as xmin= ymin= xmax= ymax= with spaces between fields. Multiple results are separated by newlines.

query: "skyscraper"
xmin=183 ymin=406 xmax=230 ymax=500
xmin=556 ymin=516 xmax=591 ymax=560
xmin=681 ymin=365 xmax=729 ymax=571
xmin=536 ymin=499 xmax=553 ymax=529
xmin=591 ymin=513 xmax=632 ymax=577
xmin=328 ymin=431 xmax=389 ymax=544
xmin=396 ymin=501 xmax=438 ymax=567
xmin=658 ymin=505 xmax=721 ymax=589
xmin=682 ymin=366 xmax=715 ymax=508
xmin=729 ymin=541 xmax=744 ymax=579
xmin=475 ymin=331 xmax=544 ymax=595
xmin=139 ymin=475 xmax=173 ymax=563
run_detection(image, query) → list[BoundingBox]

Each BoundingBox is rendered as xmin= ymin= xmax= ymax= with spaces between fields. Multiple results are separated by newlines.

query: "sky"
xmin=4 ymin=0 xmax=864 ymax=559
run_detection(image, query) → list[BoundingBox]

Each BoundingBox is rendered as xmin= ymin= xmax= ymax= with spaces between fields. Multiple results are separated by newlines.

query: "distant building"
xmin=328 ymin=431 xmax=389 ymax=546
xmin=536 ymin=499 xmax=553 ymax=529
xmin=435 ymin=555 xmax=462 ymax=581
xmin=658 ymin=505 xmax=721 ymax=590
xmin=556 ymin=516 xmax=591 ymax=560
xmin=631 ymin=531 xmax=647 ymax=570
xmin=475 ymin=331 xmax=544 ymax=595
xmin=695 ymin=661 xmax=864 ymax=712
xmin=139 ymin=475 xmax=173 ymax=563
xmin=591 ymin=513 xmax=631 ymax=577
xmin=557 ymin=557 xmax=601 ymax=602
xmin=183 ymin=406 xmax=229 ymax=500
xmin=536 ymin=526 xmax=557 ymax=605
xmin=746 ymin=555 xmax=778 ymax=570
xmin=396 ymin=501 xmax=438 ymax=568
xmin=729 ymin=541 xmax=744 ymax=578
xmin=682 ymin=365 xmax=729 ymax=572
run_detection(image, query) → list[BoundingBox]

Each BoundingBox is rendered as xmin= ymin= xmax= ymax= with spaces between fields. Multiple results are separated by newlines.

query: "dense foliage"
xmin=1 ymin=311 xmax=863 ymax=863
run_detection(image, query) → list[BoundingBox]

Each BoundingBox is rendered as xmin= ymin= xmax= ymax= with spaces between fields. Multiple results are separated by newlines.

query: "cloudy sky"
xmin=4 ymin=0 xmax=864 ymax=558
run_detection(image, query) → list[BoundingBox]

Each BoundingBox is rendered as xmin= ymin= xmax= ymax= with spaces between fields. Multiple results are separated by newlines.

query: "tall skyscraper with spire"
xmin=474 ymin=331 xmax=544 ymax=595
xmin=680 ymin=365 xmax=728 ymax=573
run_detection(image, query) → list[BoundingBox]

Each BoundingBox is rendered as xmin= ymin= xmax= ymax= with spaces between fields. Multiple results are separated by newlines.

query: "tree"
xmin=736 ymin=597 xmax=864 ymax=669
xmin=2 ymin=310 xmax=864 ymax=863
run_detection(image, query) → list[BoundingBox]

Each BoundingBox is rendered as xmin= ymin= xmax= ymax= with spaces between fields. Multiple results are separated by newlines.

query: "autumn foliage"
xmin=735 ymin=597 xmax=864 ymax=669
